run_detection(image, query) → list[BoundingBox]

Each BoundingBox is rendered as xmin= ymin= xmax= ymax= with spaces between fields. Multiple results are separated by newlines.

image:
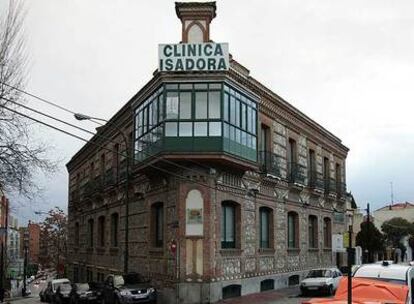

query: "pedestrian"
xmin=0 ymin=287 xmax=5 ymax=303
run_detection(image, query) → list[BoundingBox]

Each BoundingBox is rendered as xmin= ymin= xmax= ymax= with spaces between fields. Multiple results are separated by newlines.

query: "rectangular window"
xmin=166 ymin=92 xmax=179 ymax=119
xmin=165 ymin=122 xmax=178 ymax=137
xmin=235 ymin=99 xmax=240 ymax=127
xmin=230 ymin=96 xmax=236 ymax=124
xmin=111 ymin=213 xmax=119 ymax=247
xmin=241 ymin=103 xmax=246 ymax=130
xmin=195 ymin=92 xmax=207 ymax=119
xmin=223 ymin=93 xmax=229 ymax=122
xmin=194 ymin=122 xmax=207 ymax=136
xmin=158 ymin=95 xmax=164 ymax=121
xmin=208 ymin=91 xmax=221 ymax=119
xmin=152 ymin=98 xmax=158 ymax=125
xmin=308 ymin=215 xmax=318 ymax=248
xmin=179 ymin=92 xmax=192 ymax=119
xmin=155 ymin=205 xmax=164 ymax=247
xmin=288 ymin=213 xmax=297 ymax=249
xmin=260 ymin=208 xmax=270 ymax=248
xmin=179 ymin=122 xmax=192 ymax=137
xmin=221 ymin=204 xmax=235 ymax=248
xmin=209 ymin=122 xmax=221 ymax=136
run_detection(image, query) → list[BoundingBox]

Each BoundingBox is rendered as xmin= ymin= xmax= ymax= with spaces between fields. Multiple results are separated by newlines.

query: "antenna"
xmin=390 ymin=181 xmax=394 ymax=205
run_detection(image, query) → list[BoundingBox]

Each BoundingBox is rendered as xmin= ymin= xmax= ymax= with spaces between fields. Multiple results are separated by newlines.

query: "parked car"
xmin=69 ymin=283 xmax=98 ymax=304
xmin=87 ymin=282 xmax=104 ymax=303
xmin=101 ymin=273 xmax=157 ymax=304
xmin=43 ymin=278 xmax=71 ymax=303
xmin=303 ymin=263 xmax=414 ymax=304
xmin=300 ymin=268 xmax=342 ymax=296
xmin=54 ymin=283 xmax=72 ymax=304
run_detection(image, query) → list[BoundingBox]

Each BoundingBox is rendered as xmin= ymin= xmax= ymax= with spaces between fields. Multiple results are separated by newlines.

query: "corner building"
xmin=66 ymin=2 xmax=350 ymax=303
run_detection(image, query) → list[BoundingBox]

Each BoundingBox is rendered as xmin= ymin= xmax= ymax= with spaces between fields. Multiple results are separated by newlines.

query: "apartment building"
xmin=66 ymin=2 xmax=350 ymax=303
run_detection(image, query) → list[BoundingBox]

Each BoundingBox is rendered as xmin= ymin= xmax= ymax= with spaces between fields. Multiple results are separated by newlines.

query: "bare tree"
xmin=0 ymin=0 xmax=56 ymax=198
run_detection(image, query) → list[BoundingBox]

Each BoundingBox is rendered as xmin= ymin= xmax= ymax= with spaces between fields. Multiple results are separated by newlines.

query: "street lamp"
xmin=74 ymin=113 xmax=131 ymax=274
xmin=347 ymin=211 xmax=354 ymax=304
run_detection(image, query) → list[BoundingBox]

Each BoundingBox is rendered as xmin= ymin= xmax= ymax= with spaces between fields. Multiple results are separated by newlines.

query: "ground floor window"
xmin=222 ymin=285 xmax=241 ymax=299
xmin=221 ymin=202 xmax=238 ymax=248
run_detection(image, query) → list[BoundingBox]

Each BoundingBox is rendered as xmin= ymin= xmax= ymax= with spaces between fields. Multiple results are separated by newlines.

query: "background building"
xmin=7 ymin=216 xmax=23 ymax=279
xmin=67 ymin=2 xmax=351 ymax=303
xmin=373 ymin=202 xmax=414 ymax=232
xmin=19 ymin=222 xmax=40 ymax=266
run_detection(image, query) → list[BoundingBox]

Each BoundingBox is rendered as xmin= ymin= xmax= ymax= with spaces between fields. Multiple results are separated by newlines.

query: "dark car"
xmin=69 ymin=283 xmax=98 ymax=304
xmin=87 ymin=282 xmax=104 ymax=303
xmin=102 ymin=273 xmax=156 ymax=304
xmin=54 ymin=283 xmax=72 ymax=304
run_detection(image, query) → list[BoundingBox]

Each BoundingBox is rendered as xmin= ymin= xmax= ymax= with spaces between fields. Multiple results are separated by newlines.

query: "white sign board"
xmin=159 ymin=42 xmax=229 ymax=72
xmin=332 ymin=234 xmax=345 ymax=252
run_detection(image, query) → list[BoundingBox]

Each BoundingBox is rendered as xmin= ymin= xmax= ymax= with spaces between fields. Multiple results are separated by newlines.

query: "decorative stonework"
xmin=245 ymin=258 xmax=256 ymax=272
xmin=221 ymin=258 xmax=241 ymax=275
xmin=259 ymin=256 xmax=274 ymax=271
xmin=275 ymin=188 xmax=289 ymax=201
xmin=300 ymin=193 xmax=310 ymax=205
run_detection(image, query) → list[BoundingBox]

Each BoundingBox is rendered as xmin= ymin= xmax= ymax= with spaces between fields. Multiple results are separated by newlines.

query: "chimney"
xmin=175 ymin=2 xmax=217 ymax=43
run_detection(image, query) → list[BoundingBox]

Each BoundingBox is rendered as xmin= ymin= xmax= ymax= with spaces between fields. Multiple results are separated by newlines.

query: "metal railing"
xmin=308 ymin=171 xmax=324 ymax=189
xmin=258 ymin=151 xmax=281 ymax=178
xmin=288 ymin=162 xmax=306 ymax=185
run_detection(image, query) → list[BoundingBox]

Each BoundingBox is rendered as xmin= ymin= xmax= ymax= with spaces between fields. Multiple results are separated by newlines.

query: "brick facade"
xmin=66 ymin=2 xmax=350 ymax=303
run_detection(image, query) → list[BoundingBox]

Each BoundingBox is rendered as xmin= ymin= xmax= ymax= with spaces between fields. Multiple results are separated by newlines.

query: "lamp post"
xmin=74 ymin=113 xmax=130 ymax=274
xmin=347 ymin=211 xmax=354 ymax=304
xmin=22 ymin=231 xmax=29 ymax=296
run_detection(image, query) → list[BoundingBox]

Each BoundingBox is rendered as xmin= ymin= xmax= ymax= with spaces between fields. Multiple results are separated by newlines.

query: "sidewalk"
xmin=216 ymin=286 xmax=303 ymax=304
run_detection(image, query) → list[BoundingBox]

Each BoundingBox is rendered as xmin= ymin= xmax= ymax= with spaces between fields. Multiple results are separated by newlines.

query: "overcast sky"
xmin=6 ymin=0 xmax=414 ymax=224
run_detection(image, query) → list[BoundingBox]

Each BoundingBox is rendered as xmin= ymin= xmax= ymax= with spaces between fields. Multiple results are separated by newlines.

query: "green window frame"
xmin=221 ymin=202 xmax=236 ymax=249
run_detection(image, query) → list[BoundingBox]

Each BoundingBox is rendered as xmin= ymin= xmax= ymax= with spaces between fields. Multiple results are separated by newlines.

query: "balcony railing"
xmin=324 ymin=178 xmax=337 ymax=193
xmin=258 ymin=151 xmax=281 ymax=178
xmin=288 ymin=162 xmax=306 ymax=185
xmin=308 ymin=171 xmax=324 ymax=189
xmin=104 ymin=168 xmax=116 ymax=188
xmin=336 ymin=182 xmax=346 ymax=197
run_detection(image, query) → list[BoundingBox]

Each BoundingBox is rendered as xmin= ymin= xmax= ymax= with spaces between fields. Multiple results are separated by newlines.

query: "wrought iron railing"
xmin=258 ymin=151 xmax=281 ymax=178
xmin=308 ymin=171 xmax=324 ymax=189
xmin=288 ymin=162 xmax=306 ymax=185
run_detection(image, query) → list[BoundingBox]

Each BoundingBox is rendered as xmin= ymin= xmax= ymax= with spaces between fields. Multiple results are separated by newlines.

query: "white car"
xmin=300 ymin=267 xmax=343 ymax=296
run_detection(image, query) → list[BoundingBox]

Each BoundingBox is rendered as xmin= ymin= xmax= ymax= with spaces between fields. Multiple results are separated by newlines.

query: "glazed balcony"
xmin=133 ymin=82 xmax=259 ymax=171
xmin=258 ymin=151 xmax=281 ymax=178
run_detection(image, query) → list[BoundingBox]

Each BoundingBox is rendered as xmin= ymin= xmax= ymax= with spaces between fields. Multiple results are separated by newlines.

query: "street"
xmin=8 ymin=285 xmax=329 ymax=304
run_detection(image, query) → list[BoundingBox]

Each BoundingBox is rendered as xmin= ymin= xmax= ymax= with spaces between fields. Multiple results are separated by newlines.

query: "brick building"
xmin=67 ymin=2 xmax=350 ymax=303
xmin=19 ymin=222 xmax=40 ymax=265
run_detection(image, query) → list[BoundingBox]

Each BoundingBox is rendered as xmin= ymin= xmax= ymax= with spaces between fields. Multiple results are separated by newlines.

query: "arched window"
xmin=111 ymin=213 xmax=119 ymax=247
xmin=308 ymin=215 xmax=318 ymax=249
xmin=221 ymin=201 xmax=240 ymax=249
xmin=87 ymin=219 xmax=94 ymax=247
xmin=187 ymin=22 xmax=204 ymax=43
xmin=74 ymin=222 xmax=80 ymax=247
xmin=151 ymin=203 xmax=164 ymax=247
xmin=259 ymin=207 xmax=273 ymax=249
xmin=98 ymin=216 xmax=105 ymax=247
xmin=323 ymin=217 xmax=332 ymax=248
xmin=287 ymin=211 xmax=299 ymax=249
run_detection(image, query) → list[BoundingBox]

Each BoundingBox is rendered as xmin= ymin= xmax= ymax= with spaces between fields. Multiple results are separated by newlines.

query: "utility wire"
xmin=1 ymin=96 xmax=220 ymax=180
xmin=0 ymin=81 xmax=103 ymax=126
xmin=1 ymin=81 xmax=215 ymax=172
xmin=0 ymin=104 xmax=246 ymax=197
